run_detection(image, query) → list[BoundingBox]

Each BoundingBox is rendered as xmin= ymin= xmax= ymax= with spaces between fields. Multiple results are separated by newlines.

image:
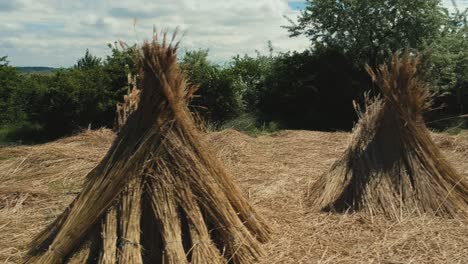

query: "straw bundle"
xmin=98 ymin=207 xmax=117 ymax=264
xmin=306 ymin=51 xmax=468 ymax=219
xmin=24 ymin=32 xmax=270 ymax=264
xmin=115 ymin=73 xmax=140 ymax=131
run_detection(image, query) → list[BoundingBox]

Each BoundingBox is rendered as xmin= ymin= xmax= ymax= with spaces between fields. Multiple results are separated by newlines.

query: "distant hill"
xmin=16 ymin=66 xmax=56 ymax=74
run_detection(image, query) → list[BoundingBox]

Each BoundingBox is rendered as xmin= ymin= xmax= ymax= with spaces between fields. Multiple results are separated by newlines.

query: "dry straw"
xmin=306 ymin=51 xmax=468 ymax=219
xmin=115 ymin=73 xmax=140 ymax=131
xmin=24 ymin=32 xmax=270 ymax=264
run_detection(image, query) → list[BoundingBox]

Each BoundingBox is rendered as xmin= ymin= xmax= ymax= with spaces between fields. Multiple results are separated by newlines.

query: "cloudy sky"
xmin=0 ymin=0 xmax=466 ymax=67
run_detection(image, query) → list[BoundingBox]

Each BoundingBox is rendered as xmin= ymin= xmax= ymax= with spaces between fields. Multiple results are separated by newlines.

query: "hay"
xmin=98 ymin=207 xmax=117 ymax=264
xmin=306 ymin=51 xmax=468 ymax=219
xmin=115 ymin=73 xmax=140 ymax=131
xmin=23 ymin=33 xmax=269 ymax=264
xmin=1 ymin=128 xmax=467 ymax=263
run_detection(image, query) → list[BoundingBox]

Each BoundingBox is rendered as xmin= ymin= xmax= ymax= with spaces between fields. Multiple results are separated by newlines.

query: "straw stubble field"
xmin=0 ymin=128 xmax=467 ymax=263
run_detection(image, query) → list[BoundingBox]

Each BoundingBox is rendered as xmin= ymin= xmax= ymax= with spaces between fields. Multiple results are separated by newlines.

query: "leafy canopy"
xmin=286 ymin=0 xmax=446 ymax=66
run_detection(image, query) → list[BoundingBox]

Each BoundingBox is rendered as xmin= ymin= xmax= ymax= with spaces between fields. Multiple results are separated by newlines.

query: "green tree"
xmin=287 ymin=0 xmax=446 ymax=66
xmin=228 ymin=49 xmax=274 ymax=111
xmin=255 ymin=48 xmax=368 ymax=130
xmin=103 ymin=42 xmax=138 ymax=100
xmin=181 ymin=50 xmax=244 ymax=123
xmin=75 ymin=49 xmax=102 ymax=69
xmin=1 ymin=45 xmax=139 ymax=142
xmin=421 ymin=7 xmax=468 ymax=119
xmin=0 ymin=56 xmax=21 ymax=125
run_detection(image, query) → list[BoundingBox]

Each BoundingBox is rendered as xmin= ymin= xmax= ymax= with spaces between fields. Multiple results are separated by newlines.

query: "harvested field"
xmin=1 ymin=128 xmax=467 ymax=263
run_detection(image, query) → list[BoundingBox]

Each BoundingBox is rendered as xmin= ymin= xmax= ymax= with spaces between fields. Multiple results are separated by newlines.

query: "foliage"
xmin=287 ymin=0 xmax=446 ymax=66
xmin=16 ymin=67 xmax=55 ymax=74
xmin=104 ymin=42 xmax=138 ymax=100
xmin=0 ymin=46 xmax=138 ymax=142
xmin=181 ymin=49 xmax=244 ymax=123
xmin=228 ymin=46 xmax=275 ymax=111
xmin=422 ymin=8 xmax=468 ymax=110
xmin=0 ymin=56 xmax=21 ymax=125
xmin=75 ymin=49 xmax=102 ymax=69
xmin=254 ymin=48 xmax=369 ymax=130
xmin=419 ymin=7 xmax=468 ymax=129
xmin=2 ymin=2 xmax=468 ymax=144
xmin=0 ymin=122 xmax=43 ymax=144
xmin=7 ymin=68 xmax=114 ymax=138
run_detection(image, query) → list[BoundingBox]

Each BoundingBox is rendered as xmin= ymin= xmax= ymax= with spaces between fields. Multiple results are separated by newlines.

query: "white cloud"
xmin=442 ymin=0 xmax=468 ymax=13
xmin=0 ymin=0 xmax=310 ymax=67
xmin=2 ymin=0 xmax=465 ymax=67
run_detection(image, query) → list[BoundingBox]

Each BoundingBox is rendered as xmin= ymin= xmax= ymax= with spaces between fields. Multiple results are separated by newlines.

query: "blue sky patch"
xmin=288 ymin=1 xmax=306 ymax=11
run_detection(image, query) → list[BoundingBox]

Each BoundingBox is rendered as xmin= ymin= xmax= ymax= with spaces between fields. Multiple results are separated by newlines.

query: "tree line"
xmin=0 ymin=0 xmax=467 ymax=142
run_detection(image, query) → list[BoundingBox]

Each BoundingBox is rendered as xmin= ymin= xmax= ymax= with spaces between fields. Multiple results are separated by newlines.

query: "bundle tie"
xmin=119 ymin=238 xmax=140 ymax=248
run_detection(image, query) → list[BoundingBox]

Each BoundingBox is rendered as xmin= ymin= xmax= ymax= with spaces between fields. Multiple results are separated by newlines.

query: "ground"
xmin=0 ymin=129 xmax=467 ymax=263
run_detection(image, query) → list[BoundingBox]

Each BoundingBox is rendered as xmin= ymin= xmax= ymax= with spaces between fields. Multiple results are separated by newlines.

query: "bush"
xmin=255 ymin=48 xmax=370 ymax=130
xmin=181 ymin=50 xmax=244 ymax=123
xmin=0 ymin=122 xmax=44 ymax=144
xmin=0 ymin=56 xmax=21 ymax=125
xmin=0 ymin=47 xmax=137 ymax=142
xmin=227 ymin=50 xmax=274 ymax=111
xmin=7 ymin=68 xmax=115 ymax=139
xmin=420 ymin=9 xmax=468 ymax=129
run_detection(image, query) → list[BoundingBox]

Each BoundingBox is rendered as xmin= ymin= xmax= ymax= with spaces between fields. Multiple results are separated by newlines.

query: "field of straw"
xmin=0 ymin=128 xmax=467 ymax=263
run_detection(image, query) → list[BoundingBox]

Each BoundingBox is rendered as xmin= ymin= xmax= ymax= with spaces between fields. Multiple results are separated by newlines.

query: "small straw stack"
xmin=306 ymin=51 xmax=468 ymax=219
xmin=24 ymin=32 xmax=270 ymax=264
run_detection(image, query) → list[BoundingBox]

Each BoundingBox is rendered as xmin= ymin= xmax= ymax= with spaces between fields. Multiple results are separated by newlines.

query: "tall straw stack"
xmin=306 ymin=51 xmax=468 ymax=219
xmin=24 ymin=32 xmax=270 ymax=264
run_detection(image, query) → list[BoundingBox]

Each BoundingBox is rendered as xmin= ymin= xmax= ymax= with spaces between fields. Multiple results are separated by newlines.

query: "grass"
xmin=219 ymin=113 xmax=281 ymax=137
xmin=0 ymin=122 xmax=44 ymax=145
xmin=46 ymin=179 xmax=82 ymax=194
xmin=0 ymin=155 xmax=14 ymax=161
xmin=443 ymin=118 xmax=468 ymax=135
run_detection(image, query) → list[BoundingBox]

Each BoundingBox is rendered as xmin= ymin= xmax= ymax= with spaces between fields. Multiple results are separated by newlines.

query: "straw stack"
xmin=306 ymin=51 xmax=468 ymax=219
xmin=24 ymin=32 xmax=270 ymax=264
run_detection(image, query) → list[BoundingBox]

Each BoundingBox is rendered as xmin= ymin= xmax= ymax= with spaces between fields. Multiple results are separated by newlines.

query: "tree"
xmin=181 ymin=50 xmax=244 ymax=123
xmin=0 ymin=56 xmax=21 ymax=125
xmin=420 ymin=7 xmax=468 ymax=123
xmin=103 ymin=42 xmax=138 ymax=100
xmin=228 ymin=50 xmax=274 ymax=111
xmin=75 ymin=49 xmax=102 ymax=69
xmin=255 ymin=48 xmax=368 ymax=130
xmin=287 ymin=0 xmax=446 ymax=66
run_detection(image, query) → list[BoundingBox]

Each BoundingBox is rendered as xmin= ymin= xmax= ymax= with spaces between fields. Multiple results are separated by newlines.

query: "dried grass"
xmin=117 ymin=179 xmax=143 ymax=264
xmin=306 ymin=51 xmax=468 ymax=219
xmin=0 ymin=128 xmax=467 ymax=263
xmin=21 ymin=32 xmax=269 ymax=264
xmin=115 ymin=73 xmax=140 ymax=131
xmin=213 ymin=129 xmax=468 ymax=263
xmin=98 ymin=207 xmax=118 ymax=264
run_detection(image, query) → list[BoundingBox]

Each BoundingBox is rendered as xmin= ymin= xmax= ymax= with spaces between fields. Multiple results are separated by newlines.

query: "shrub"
xmin=255 ymin=48 xmax=369 ymax=130
xmin=181 ymin=50 xmax=244 ymax=123
xmin=0 ymin=47 xmax=137 ymax=142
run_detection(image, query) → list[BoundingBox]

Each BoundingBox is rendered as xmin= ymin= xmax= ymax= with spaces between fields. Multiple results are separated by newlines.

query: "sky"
xmin=0 ymin=0 xmax=466 ymax=67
